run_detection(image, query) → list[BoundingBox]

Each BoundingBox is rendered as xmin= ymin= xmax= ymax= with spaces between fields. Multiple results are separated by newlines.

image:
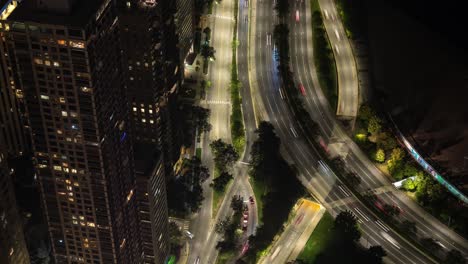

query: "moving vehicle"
xmin=299 ymin=84 xmax=306 ymax=95
xmin=185 ymin=230 xmax=194 ymax=239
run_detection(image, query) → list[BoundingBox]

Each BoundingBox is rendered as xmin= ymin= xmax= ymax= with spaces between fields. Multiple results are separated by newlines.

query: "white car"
xmin=185 ymin=230 xmax=194 ymax=239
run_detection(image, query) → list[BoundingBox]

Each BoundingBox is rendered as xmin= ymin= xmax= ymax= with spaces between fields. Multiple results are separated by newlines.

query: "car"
xmin=185 ymin=230 xmax=194 ymax=239
xmin=249 ymin=196 xmax=254 ymax=204
xmin=299 ymin=84 xmax=306 ymax=95
xmin=242 ymin=222 xmax=248 ymax=231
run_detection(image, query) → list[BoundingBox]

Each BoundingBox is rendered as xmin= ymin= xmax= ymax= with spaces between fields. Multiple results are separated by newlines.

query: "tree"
xmin=367 ymin=116 xmax=382 ymax=135
xmin=445 ymin=249 xmax=465 ymax=264
xmin=377 ymin=132 xmax=397 ymax=151
xmin=366 ymin=245 xmax=386 ymax=264
xmin=210 ymin=171 xmax=233 ymax=192
xmin=215 ymin=216 xmax=232 ymax=234
xmin=387 ymin=148 xmax=405 ymax=173
xmin=420 ymin=238 xmax=441 ymax=253
xmin=201 ymin=43 xmax=216 ymax=61
xmin=274 ymin=0 xmax=289 ymax=21
xmin=203 ymin=27 xmax=212 ymax=42
xmin=346 ymin=172 xmax=361 ymax=186
xmin=374 ymin=148 xmax=385 ymax=163
xmin=210 ymin=139 xmax=239 ymax=172
xmin=168 ymin=221 xmax=183 ymax=244
xmin=334 ymin=211 xmax=361 ymax=242
xmin=383 ymin=204 xmax=400 ymax=217
xmin=358 ymin=104 xmax=374 ymax=123
xmin=402 ymin=178 xmax=416 ymax=191
xmin=192 ymin=106 xmax=211 ymax=133
xmin=400 ymin=220 xmax=417 ymax=235
xmin=231 ymin=195 xmax=244 ymax=213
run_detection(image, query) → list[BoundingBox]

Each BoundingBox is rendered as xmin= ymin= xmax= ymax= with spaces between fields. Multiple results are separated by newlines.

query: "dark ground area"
xmin=363 ymin=0 xmax=468 ymax=183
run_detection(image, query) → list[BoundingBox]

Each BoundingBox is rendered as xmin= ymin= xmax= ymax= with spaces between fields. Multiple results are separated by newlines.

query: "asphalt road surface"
xmin=250 ymin=0 xmax=448 ymax=262
xmin=290 ymin=0 xmax=468 ymax=260
xmin=260 ymin=200 xmax=325 ymax=264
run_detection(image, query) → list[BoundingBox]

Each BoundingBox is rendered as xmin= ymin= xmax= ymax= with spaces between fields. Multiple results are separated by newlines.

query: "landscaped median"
xmin=296 ymin=212 xmax=334 ymax=263
xmin=311 ymin=0 xmax=338 ymax=111
xmin=230 ymin=0 xmax=245 ymax=154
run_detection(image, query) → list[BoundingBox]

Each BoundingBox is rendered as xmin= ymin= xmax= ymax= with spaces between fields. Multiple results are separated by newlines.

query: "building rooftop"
xmin=7 ymin=0 xmax=108 ymax=27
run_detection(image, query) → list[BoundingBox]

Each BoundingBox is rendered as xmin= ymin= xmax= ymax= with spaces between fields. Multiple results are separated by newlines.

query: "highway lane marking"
xmin=207 ymin=100 xmax=231 ymax=105
xmin=375 ymin=220 xmax=390 ymax=232
xmin=354 ymin=207 xmax=370 ymax=222
xmin=338 ymin=185 xmax=350 ymax=197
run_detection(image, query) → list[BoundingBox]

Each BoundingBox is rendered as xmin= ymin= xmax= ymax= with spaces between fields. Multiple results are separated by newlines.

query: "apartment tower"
xmin=0 ymin=0 xmax=145 ymax=262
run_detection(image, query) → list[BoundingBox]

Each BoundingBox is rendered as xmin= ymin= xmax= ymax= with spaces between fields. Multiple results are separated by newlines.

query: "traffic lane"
xmin=318 ymin=0 xmax=358 ymax=117
xmin=340 ymin=201 xmax=437 ymax=264
xmin=262 ymin=200 xmax=322 ymax=264
xmin=376 ymin=190 xmax=468 ymax=255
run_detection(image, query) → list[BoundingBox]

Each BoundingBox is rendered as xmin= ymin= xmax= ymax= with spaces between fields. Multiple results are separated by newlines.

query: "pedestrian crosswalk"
xmin=206 ymin=100 xmax=231 ymax=105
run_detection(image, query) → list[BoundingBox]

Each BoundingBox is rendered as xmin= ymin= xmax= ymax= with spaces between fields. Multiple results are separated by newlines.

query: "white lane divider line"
xmin=354 ymin=207 xmax=370 ymax=222
xmin=375 ymin=220 xmax=390 ymax=232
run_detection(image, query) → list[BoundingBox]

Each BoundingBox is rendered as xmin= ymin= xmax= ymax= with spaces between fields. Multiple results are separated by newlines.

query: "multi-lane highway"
xmin=260 ymin=199 xmax=325 ymax=264
xmin=187 ymin=0 xmax=258 ymax=263
xmin=248 ymin=0 xmax=463 ymax=262
xmin=289 ymin=0 xmax=468 ymax=260
xmin=319 ymin=0 xmax=359 ymax=117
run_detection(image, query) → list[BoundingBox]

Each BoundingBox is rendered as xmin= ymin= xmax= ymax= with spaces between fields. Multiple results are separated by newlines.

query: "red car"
xmin=299 ymin=84 xmax=306 ymax=95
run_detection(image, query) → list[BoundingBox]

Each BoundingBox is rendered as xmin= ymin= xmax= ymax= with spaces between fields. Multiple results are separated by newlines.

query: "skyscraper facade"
xmin=175 ymin=0 xmax=194 ymax=62
xmin=118 ymin=0 xmax=182 ymax=176
xmin=0 ymin=0 xmax=144 ymax=263
xmin=0 ymin=0 xmax=27 ymax=156
xmin=0 ymin=147 xmax=30 ymax=264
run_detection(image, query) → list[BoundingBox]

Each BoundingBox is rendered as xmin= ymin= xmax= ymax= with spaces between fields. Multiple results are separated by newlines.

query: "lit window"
xmin=136 ymin=61 xmax=140 ymax=66
xmin=148 ymin=109 xmax=153 ymax=114
xmin=44 ymin=60 xmax=51 ymax=66
xmin=70 ymin=112 xmax=77 ymax=117
xmin=59 ymin=97 xmax=66 ymax=103
xmin=53 ymin=61 xmax=60 ymax=67
xmin=129 ymin=77 xmax=134 ymax=81
xmin=133 ymin=107 xmax=137 ymax=112
xmin=73 ymin=220 xmax=78 ymax=225
xmin=128 ymin=66 xmax=133 ymax=70
xmin=150 ymin=120 xmax=154 ymax=124
xmin=81 ymin=86 xmax=91 ymax=93
xmin=79 ymin=216 xmax=84 ymax=220
xmin=57 ymin=39 xmax=67 ymax=46
xmin=63 ymin=168 xmax=69 ymax=173
xmin=66 ymin=138 xmax=72 ymax=142
xmin=53 ymin=165 xmax=62 ymax=171
xmin=57 ymin=130 xmax=63 ymax=134
xmin=69 ymin=40 xmax=85 ymax=49
xmin=141 ymin=118 xmax=146 ymax=123
xmin=140 ymin=108 xmax=145 ymax=113
xmin=87 ymin=222 xmax=95 ymax=227
xmin=126 ymin=1 xmax=131 ymax=7
xmin=61 ymin=111 xmax=68 ymax=117
xmin=40 ymin=94 xmax=49 ymax=100
xmin=68 ymin=198 xmax=74 ymax=202
xmin=71 ymin=169 xmax=77 ymax=174
xmin=34 ymin=58 xmax=43 ymax=65
xmin=38 ymin=164 xmax=47 ymax=169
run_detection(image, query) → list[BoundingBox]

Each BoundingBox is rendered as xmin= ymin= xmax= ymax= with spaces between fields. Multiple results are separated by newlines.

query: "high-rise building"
xmin=175 ymin=0 xmax=194 ymax=62
xmin=0 ymin=0 xmax=27 ymax=156
xmin=0 ymin=0 xmax=145 ymax=263
xmin=117 ymin=0 xmax=182 ymax=176
xmin=134 ymin=143 xmax=169 ymax=264
xmin=0 ymin=147 xmax=30 ymax=264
